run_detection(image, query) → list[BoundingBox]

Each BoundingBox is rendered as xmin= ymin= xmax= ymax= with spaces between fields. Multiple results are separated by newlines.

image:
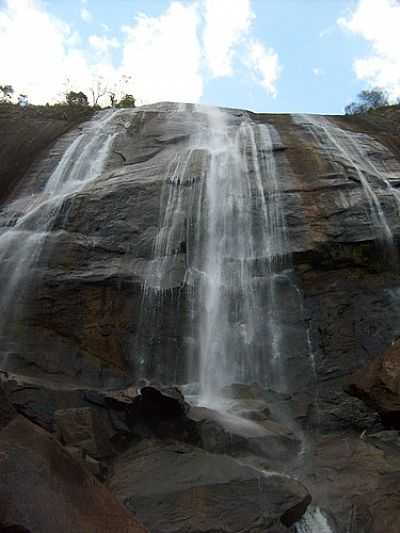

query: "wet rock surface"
xmin=346 ymin=338 xmax=400 ymax=427
xmin=0 ymin=390 xmax=147 ymax=532
xmin=1 ymin=103 xmax=400 ymax=531
xmin=293 ymin=431 xmax=400 ymax=533
xmin=0 ymin=378 xmax=310 ymax=532
xmin=2 ymin=104 xmax=400 ymax=393
xmin=0 ymin=104 xmax=93 ymax=204
xmin=109 ymin=439 xmax=310 ymax=533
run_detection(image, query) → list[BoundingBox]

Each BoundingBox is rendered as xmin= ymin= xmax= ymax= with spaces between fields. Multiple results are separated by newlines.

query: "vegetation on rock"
xmin=116 ymin=94 xmax=136 ymax=108
xmin=344 ymin=87 xmax=399 ymax=114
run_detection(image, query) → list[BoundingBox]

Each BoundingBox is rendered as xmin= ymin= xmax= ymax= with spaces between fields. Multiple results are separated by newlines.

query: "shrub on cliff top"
xmin=345 ymin=88 xmax=389 ymax=115
xmin=116 ymin=94 xmax=136 ymax=108
xmin=0 ymin=84 xmax=14 ymax=103
xmin=66 ymin=91 xmax=89 ymax=107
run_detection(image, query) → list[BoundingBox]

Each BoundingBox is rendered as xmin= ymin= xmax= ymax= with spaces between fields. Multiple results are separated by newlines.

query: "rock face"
xmin=109 ymin=439 xmax=310 ymax=533
xmin=2 ymin=102 xmax=400 ymax=531
xmin=0 ymin=399 xmax=147 ymax=532
xmin=1 ymin=103 xmax=400 ymax=393
xmin=347 ymin=338 xmax=400 ymax=426
xmin=0 ymin=103 xmax=93 ymax=204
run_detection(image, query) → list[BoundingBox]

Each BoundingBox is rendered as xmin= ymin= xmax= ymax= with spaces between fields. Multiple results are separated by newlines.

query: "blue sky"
xmin=1 ymin=0 xmax=399 ymax=114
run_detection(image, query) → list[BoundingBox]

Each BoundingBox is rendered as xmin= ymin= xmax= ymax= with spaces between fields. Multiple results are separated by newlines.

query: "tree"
xmin=117 ymin=94 xmax=136 ymax=108
xmin=66 ymin=90 xmax=89 ymax=106
xmin=108 ymin=90 xmax=117 ymax=108
xmin=90 ymin=76 xmax=108 ymax=107
xmin=345 ymin=87 xmax=389 ymax=115
xmin=108 ymin=75 xmax=133 ymax=108
xmin=0 ymin=84 xmax=14 ymax=103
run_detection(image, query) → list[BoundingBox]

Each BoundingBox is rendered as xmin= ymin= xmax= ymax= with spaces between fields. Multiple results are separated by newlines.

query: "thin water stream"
xmin=296 ymin=506 xmax=334 ymax=533
xmin=294 ymin=114 xmax=398 ymax=251
xmin=0 ymin=109 xmax=124 ymax=367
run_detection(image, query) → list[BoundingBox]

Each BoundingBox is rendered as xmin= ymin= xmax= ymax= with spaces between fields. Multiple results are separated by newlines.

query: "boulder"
xmin=0 ymin=415 xmax=147 ymax=532
xmin=293 ymin=432 xmax=400 ymax=533
xmin=108 ymin=439 xmax=311 ymax=533
xmin=54 ymin=406 xmax=114 ymax=459
xmin=3 ymin=375 xmax=85 ymax=431
xmin=346 ymin=339 xmax=400 ymax=426
xmin=126 ymin=385 xmax=199 ymax=443
xmin=189 ymin=405 xmax=300 ymax=461
xmin=2 ymin=374 xmax=138 ymax=446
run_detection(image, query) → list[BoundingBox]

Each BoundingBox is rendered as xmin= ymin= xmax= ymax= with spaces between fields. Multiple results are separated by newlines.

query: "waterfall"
xmin=132 ymin=104 xmax=311 ymax=396
xmin=0 ymin=109 xmax=123 ymax=368
xmin=296 ymin=506 xmax=334 ymax=533
xmin=132 ymin=104 xmax=207 ymax=383
xmin=294 ymin=114 xmax=398 ymax=250
xmin=197 ymin=107 xmax=295 ymax=404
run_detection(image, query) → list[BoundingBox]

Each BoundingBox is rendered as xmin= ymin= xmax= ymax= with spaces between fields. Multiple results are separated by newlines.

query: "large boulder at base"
xmin=346 ymin=339 xmax=400 ymax=426
xmin=0 ymin=416 xmax=147 ymax=533
xmin=294 ymin=433 xmax=400 ymax=533
xmin=108 ymin=439 xmax=311 ymax=533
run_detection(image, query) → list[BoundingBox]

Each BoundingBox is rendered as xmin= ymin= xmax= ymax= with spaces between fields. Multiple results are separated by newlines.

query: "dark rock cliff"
xmin=1 ymin=102 xmax=400 ymax=532
xmin=0 ymin=103 xmax=93 ymax=204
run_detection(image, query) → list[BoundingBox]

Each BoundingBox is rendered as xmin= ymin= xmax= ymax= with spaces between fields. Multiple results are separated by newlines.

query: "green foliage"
xmin=117 ymin=94 xmax=136 ymax=108
xmin=345 ymin=87 xmax=389 ymax=115
xmin=0 ymin=84 xmax=14 ymax=103
xmin=66 ymin=90 xmax=89 ymax=107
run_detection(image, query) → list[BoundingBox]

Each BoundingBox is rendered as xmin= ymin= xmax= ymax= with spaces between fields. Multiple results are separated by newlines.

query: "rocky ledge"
xmin=0 ymin=375 xmax=314 ymax=533
xmin=3 ymin=369 xmax=400 ymax=533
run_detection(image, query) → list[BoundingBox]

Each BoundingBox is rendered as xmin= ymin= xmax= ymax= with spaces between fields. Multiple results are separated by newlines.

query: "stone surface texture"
xmin=1 ymin=103 xmax=400 ymax=532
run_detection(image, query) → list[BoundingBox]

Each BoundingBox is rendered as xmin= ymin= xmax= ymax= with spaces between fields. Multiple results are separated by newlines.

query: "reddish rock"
xmin=347 ymin=339 xmax=400 ymax=426
xmin=0 ymin=415 xmax=147 ymax=533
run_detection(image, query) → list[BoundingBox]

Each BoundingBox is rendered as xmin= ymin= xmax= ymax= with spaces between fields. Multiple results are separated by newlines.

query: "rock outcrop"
xmin=1 ymin=102 xmax=400 ymax=531
xmin=109 ymin=439 xmax=310 ymax=533
xmin=347 ymin=338 xmax=400 ymax=426
xmin=0 ymin=383 xmax=147 ymax=533
xmin=0 ymin=103 xmax=93 ymax=204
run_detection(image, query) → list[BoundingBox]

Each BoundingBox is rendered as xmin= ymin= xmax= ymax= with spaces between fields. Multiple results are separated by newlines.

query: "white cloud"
xmin=80 ymin=6 xmax=92 ymax=23
xmin=203 ymin=0 xmax=254 ymax=78
xmin=89 ymin=34 xmax=119 ymax=54
xmin=246 ymin=40 xmax=280 ymax=97
xmin=0 ymin=0 xmax=282 ymax=105
xmin=338 ymin=0 xmax=400 ymax=99
xmin=120 ymin=1 xmax=203 ymax=104
xmin=0 ymin=0 xmax=92 ymax=103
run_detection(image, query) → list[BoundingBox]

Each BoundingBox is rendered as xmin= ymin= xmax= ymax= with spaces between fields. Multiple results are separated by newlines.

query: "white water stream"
xmin=132 ymin=105 xmax=311 ymax=398
xmin=0 ymin=109 xmax=123 ymax=366
xmin=296 ymin=506 xmax=334 ymax=533
xmin=198 ymin=107 xmax=292 ymax=403
xmin=294 ymin=114 xmax=399 ymax=250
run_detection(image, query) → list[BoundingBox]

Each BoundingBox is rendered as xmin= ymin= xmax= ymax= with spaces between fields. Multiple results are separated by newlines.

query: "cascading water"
xmin=197 ymin=107 xmax=294 ymax=404
xmin=294 ymin=114 xmax=399 ymax=252
xmin=296 ymin=506 xmax=334 ymax=533
xmin=0 ymin=109 xmax=123 ymax=368
xmin=135 ymin=104 xmax=312 ymax=403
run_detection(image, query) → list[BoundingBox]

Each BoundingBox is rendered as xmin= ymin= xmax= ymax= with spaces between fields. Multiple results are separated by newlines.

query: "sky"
xmin=1 ymin=0 xmax=400 ymax=114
